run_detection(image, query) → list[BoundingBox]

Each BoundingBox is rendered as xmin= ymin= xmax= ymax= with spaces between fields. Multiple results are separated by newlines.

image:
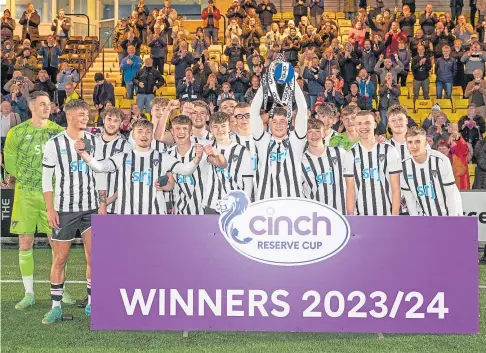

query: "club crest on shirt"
xmin=431 ymin=170 xmax=438 ymax=178
xmin=379 ymin=154 xmax=386 ymax=162
xmin=153 ymin=159 xmax=160 ymax=166
xmin=232 ymin=154 xmax=239 ymax=162
xmin=282 ymin=138 xmax=290 ymax=149
xmin=407 ymin=173 xmax=414 ymax=179
xmin=305 ymin=165 xmax=311 ymax=173
xmin=331 ymin=156 xmax=338 ymax=165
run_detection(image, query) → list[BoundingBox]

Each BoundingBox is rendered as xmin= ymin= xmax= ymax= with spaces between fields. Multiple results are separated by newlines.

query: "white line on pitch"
xmin=1 ymin=280 xmax=85 ymax=284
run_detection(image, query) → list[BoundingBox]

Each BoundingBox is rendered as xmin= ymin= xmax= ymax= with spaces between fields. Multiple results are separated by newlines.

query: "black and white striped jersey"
xmin=191 ymin=131 xmax=213 ymax=144
xmin=254 ymin=131 xmax=307 ymax=200
xmin=203 ymin=142 xmax=254 ymax=210
xmin=231 ymin=133 xmax=258 ymax=201
xmin=389 ymin=138 xmax=410 ymax=161
xmin=343 ymin=142 xmax=402 ymax=215
xmin=301 ymin=147 xmax=347 ymax=214
xmin=400 ymin=149 xmax=462 ymax=216
xmin=166 ymin=143 xmax=211 ymax=215
xmin=100 ymin=150 xmax=181 ymax=215
xmin=94 ymin=134 xmax=132 ymax=213
xmin=128 ymin=133 xmax=167 ymax=153
xmin=42 ymin=131 xmax=98 ymax=213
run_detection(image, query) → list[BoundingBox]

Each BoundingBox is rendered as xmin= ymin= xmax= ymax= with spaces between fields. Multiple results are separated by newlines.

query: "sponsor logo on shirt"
xmin=355 ymin=157 xmax=361 ymax=164
xmin=131 ymin=168 xmax=153 ymax=186
xmin=417 ymin=183 xmax=436 ymax=200
xmin=217 ymin=191 xmax=351 ymax=266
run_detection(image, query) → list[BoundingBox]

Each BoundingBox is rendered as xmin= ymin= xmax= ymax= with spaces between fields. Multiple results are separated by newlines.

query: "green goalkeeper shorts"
xmin=10 ymin=188 xmax=51 ymax=235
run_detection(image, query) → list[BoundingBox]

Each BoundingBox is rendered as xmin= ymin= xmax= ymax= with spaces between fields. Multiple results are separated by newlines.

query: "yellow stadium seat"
xmin=114 ymin=87 xmax=126 ymax=98
xmin=145 ymin=113 xmax=151 ymax=121
xmin=209 ymin=45 xmax=222 ymax=54
xmin=338 ymin=19 xmax=351 ymax=27
xmin=324 ymin=12 xmax=336 ymax=19
xmin=415 ymin=109 xmax=431 ymax=124
xmin=119 ymin=99 xmax=135 ymax=109
xmin=429 ymin=85 xmax=436 ymax=97
xmin=454 ymin=99 xmax=469 ymax=110
xmin=341 ymin=34 xmax=348 ymax=43
xmin=454 ymin=108 xmax=467 ymax=118
xmin=469 ymin=164 xmax=476 ymax=175
xmin=161 ymin=87 xmax=176 ymax=96
xmin=336 ymin=12 xmax=345 ymax=19
xmin=401 ymin=99 xmax=414 ymax=110
xmin=452 ymin=86 xmax=463 ymax=97
xmin=448 ymin=111 xmax=462 ymax=123
xmin=415 ymin=99 xmax=433 ymax=112
xmin=429 ymin=74 xmax=436 ymax=83
xmin=340 ymin=27 xmax=350 ymax=35
xmin=435 ymin=99 xmax=452 ymax=109
xmin=400 ymin=86 xmax=410 ymax=99
xmin=165 ymin=75 xmax=175 ymax=85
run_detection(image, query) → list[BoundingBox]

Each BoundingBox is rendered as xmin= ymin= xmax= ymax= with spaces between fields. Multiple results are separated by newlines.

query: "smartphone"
xmin=158 ymin=175 xmax=169 ymax=187
xmin=81 ymin=138 xmax=92 ymax=152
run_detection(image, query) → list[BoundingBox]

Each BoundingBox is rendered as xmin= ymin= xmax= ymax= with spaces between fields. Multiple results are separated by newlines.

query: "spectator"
xmin=354 ymin=39 xmax=382 ymax=86
xmin=384 ymin=21 xmax=408 ymax=56
xmin=56 ymin=62 xmax=79 ymax=108
xmin=133 ymin=58 xmax=165 ymax=113
xmin=366 ymin=8 xmax=395 ymax=39
xmin=454 ymin=15 xmax=473 ymax=43
xmin=343 ymin=0 xmax=356 ymax=20
xmin=451 ymin=0 xmax=464 ymax=23
xmin=4 ymin=84 xmax=29 ymax=122
xmin=318 ymin=16 xmax=339 ymax=46
xmin=318 ymin=78 xmax=344 ymax=109
xmin=228 ymin=61 xmax=250 ymax=102
xmin=227 ymin=0 xmax=247 ymax=26
xmin=121 ymin=29 xmax=142 ymax=57
xmin=465 ymin=69 xmax=486 ymax=117
xmin=192 ymin=27 xmax=210 ymax=60
xmin=356 ymin=69 xmax=375 ymax=109
xmin=171 ymin=41 xmax=194 ymax=84
xmin=217 ymin=82 xmax=236 ymax=107
xmin=378 ymin=72 xmax=400 ymax=125
xmin=419 ymin=4 xmax=438 ymax=36
xmin=33 ymin=70 xmax=57 ymax=101
xmin=148 ymin=27 xmax=167 ymax=75
xmin=257 ymin=0 xmax=277 ymax=31
xmin=439 ymin=13 xmax=456 ymax=31
xmin=120 ymin=45 xmax=143 ymax=99
xmin=226 ymin=18 xmax=243 ymax=42
xmin=244 ymin=75 xmax=260 ymax=103
xmin=39 ymin=35 xmax=62 ymax=84
xmin=301 ymin=25 xmax=323 ymax=56
xmin=395 ymin=40 xmax=411 ymax=87
xmin=309 ymin=0 xmax=324 ymax=27
xmin=435 ymin=45 xmax=457 ymax=98
xmin=147 ymin=8 xmax=159 ymax=38
xmin=409 ymin=29 xmax=433 ymax=58
xmin=373 ymin=109 xmax=387 ymax=137
xmin=477 ymin=20 xmax=486 ymax=43
xmin=63 ymin=82 xmax=80 ymax=107
xmin=421 ymin=108 xmax=451 ymax=131
xmin=49 ymin=101 xmax=67 ymax=127
xmin=319 ymin=47 xmax=339 ymax=78
xmin=439 ymin=133 xmax=470 ymax=189
xmin=202 ymin=73 xmax=221 ymax=112
xmin=177 ymin=68 xmax=201 ymax=102
xmin=3 ymin=71 xmax=34 ymax=98
xmin=193 ymin=60 xmax=211 ymax=88
xmin=345 ymin=81 xmax=370 ymax=110
xmin=339 ymin=42 xmax=360 ymax=95
xmin=241 ymin=0 xmax=258 ymax=13
xmin=303 ymin=57 xmax=326 ymax=108
xmin=282 ymin=27 xmax=301 ymax=67
xmin=135 ymin=0 xmax=149 ymax=44
xmin=14 ymin=47 xmax=37 ymax=82
xmin=247 ymin=49 xmax=264 ymax=73
xmin=299 ymin=45 xmax=318 ymax=68
xmin=283 ymin=20 xmax=302 ymax=39
xmin=458 ymin=103 xmax=486 ymax=151
xmin=224 ymin=37 xmax=247 ymax=70
xmin=461 ymin=41 xmax=486 ymax=85
xmin=329 ymin=64 xmax=345 ymax=93
xmin=51 ymin=8 xmax=71 ymax=47
xmin=451 ymin=39 xmax=466 ymax=95
xmin=348 ymin=20 xmax=367 ymax=48
xmin=242 ymin=16 xmax=264 ymax=53
xmin=217 ymin=63 xmax=230 ymax=85
xmin=93 ymin=73 xmax=115 ymax=115
xmin=298 ymin=16 xmax=310 ymax=36
xmin=201 ymin=0 xmax=221 ymax=45
xmin=130 ymin=103 xmax=145 ymax=124
xmin=19 ymin=3 xmax=40 ymax=43
xmin=427 ymin=111 xmax=451 ymax=148
xmin=473 ymin=139 xmax=486 ymax=189
xmin=374 ymin=54 xmax=405 ymax=84
xmin=1 ymin=9 xmax=15 ymax=44
xmin=293 ymin=0 xmax=308 ymax=26
xmin=431 ymin=22 xmax=455 ymax=58
xmin=1 ymin=47 xmax=14 ymax=93
xmin=0 ymin=101 xmax=20 ymax=147
xmin=398 ymin=5 xmax=416 ymax=39
xmin=114 ymin=18 xmax=131 ymax=64
xmin=411 ymin=44 xmax=432 ymax=99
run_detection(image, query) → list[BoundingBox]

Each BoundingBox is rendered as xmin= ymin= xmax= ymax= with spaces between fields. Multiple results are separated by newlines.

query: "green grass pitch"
xmin=2 ymin=248 xmax=486 ymax=353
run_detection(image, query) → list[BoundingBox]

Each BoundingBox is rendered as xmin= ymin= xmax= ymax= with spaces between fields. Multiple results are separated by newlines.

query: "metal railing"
xmin=64 ymin=14 xmax=91 ymax=36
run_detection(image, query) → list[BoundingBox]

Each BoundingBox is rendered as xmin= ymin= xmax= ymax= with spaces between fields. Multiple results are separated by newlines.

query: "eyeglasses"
xmin=234 ymin=113 xmax=250 ymax=119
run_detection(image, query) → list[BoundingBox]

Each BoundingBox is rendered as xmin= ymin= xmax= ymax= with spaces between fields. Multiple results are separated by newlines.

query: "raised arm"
xmin=250 ymin=86 xmax=265 ymax=139
xmin=294 ymin=82 xmax=308 ymax=138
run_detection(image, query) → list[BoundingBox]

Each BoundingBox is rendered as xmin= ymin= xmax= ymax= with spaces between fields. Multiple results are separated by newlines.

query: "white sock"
xmin=22 ymin=275 xmax=34 ymax=295
xmin=87 ymin=279 xmax=92 ymax=305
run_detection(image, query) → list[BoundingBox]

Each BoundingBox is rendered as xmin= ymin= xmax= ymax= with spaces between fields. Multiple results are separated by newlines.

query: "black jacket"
xmin=50 ymin=111 xmax=67 ymax=127
xmin=176 ymin=80 xmax=201 ymax=101
xmin=257 ymin=3 xmax=277 ymax=26
xmin=171 ymin=52 xmax=195 ymax=81
xmin=217 ymin=72 xmax=230 ymax=85
xmin=148 ymin=34 xmax=167 ymax=59
xmin=228 ymin=70 xmax=250 ymax=94
xmin=133 ymin=67 xmax=165 ymax=94
xmin=339 ymin=53 xmax=360 ymax=82
xmin=93 ymin=81 xmax=115 ymax=106
xmin=202 ymin=84 xmax=221 ymax=107
xmin=458 ymin=115 xmax=486 ymax=150
xmin=224 ymin=45 xmax=247 ymax=70
xmin=411 ymin=55 xmax=432 ymax=81
xmin=33 ymin=80 xmax=57 ymax=101
xmin=121 ymin=37 xmax=142 ymax=56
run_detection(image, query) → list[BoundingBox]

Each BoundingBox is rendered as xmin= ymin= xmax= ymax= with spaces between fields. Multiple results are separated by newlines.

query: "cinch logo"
xmin=70 ymin=160 xmax=89 ymax=174
xmin=417 ymin=183 xmax=436 ymax=200
xmin=362 ymin=168 xmax=381 ymax=181
xmin=217 ymin=191 xmax=351 ymax=266
xmin=316 ymin=170 xmax=334 ymax=185
xmin=132 ymin=168 xmax=152 ymax=186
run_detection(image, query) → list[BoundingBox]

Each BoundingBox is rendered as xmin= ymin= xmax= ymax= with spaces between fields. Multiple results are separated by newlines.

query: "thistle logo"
xmin=218 ymin=191 xmax=351 ymax=266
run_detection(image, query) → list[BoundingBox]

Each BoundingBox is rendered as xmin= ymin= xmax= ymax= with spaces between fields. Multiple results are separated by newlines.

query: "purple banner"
xmin=92 ymin=212 xmax=479 ymax=333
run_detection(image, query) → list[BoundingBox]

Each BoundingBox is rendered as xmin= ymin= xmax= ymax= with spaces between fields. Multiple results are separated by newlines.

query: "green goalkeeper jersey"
xmin=4 ymin=119 xmax=64 ymax=191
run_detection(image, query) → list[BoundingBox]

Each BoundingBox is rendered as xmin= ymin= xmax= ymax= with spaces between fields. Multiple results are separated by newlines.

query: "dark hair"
xmin=101 ymin=107 xmax=125 ymax=122
xmin=316 ymin=102 xmax=334 ymax=117
xmin=219 ymin=97 xmax=237 ymax=105
xmin=171 ymin=114 xmax=192 ymax=126
xmin=387 ymin=104 xmax=408 ymax=119
xmin=307 ymin=118 xmax=324 ymax=130
xmin=64 ymin=99 xmax=90 ymax=113
xmin=28 ymin=91 xmax=50 ymax=105
xmin=94 ymin=72 xmax=104 ymax=82
xmin=272 ymin=107 xmax=288 ymax=118
xmin=209 ymin=111 xmax=230 ymax=124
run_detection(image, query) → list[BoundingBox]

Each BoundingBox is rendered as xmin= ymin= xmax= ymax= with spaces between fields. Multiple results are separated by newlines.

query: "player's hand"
xmin=106 ymin=192 xmax=118 ymax=205
xmin=168 ymin=99 xmax=180 ymax=111
xmin=98 ymin=203 xmax=107 ymax=215
xmin=203 ymin=144 xmax=215 ymax=157
xmin=47 ymin=208 xmax=59 ymax=229
xmin=376 ymin=135 xmax=386 ymax=143
xmin=195 ymin=144 xmax=204 ymax=163
xmin=74 ymin=140 xmax=89 ymax=158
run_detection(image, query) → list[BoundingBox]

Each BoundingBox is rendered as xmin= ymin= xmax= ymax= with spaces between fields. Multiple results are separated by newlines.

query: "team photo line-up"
xmin=4 ymin=76 xmax=464 ymax=325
